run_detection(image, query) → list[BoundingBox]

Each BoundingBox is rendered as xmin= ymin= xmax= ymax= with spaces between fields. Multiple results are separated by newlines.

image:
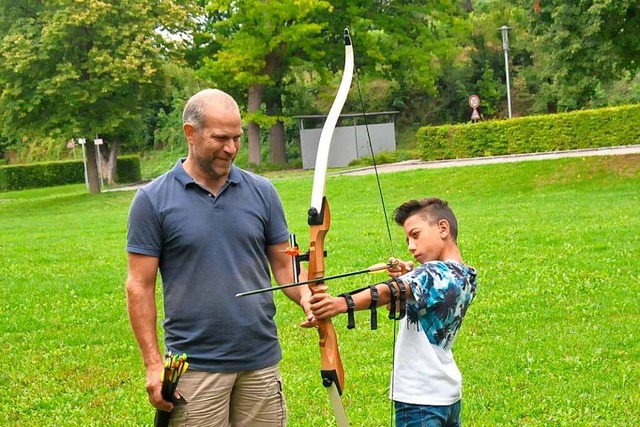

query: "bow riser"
xmin=308 ymin=197 xmax=345 ymax=392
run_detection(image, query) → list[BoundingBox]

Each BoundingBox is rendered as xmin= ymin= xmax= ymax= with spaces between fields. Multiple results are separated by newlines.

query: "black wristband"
xmin=394 ymin=278 xmax=407 ymax=320
xmin=369 ymin=285 xmax=379 ymax=330
xmin=385 ymin=280 xmax=398 ymax=320
xmin=340 ymin=293 xmax=356 ymax=329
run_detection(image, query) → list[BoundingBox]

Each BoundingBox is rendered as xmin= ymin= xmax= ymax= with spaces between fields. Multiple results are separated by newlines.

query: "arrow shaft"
xmin=236 ymin=263 xmax=390 ymax=297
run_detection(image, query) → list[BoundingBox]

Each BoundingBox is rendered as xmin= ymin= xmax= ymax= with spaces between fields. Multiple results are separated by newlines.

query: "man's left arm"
xmin=267 ymin=241 xmax=314 ymax=327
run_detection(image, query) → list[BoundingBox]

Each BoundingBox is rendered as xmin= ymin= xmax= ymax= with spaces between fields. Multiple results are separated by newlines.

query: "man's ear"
xmin=183 ymin=123 xmax=196 ymax=145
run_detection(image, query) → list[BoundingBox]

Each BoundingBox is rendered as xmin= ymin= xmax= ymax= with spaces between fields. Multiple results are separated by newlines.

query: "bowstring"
xmin=353 ymin=59 xmax=398 ymax=427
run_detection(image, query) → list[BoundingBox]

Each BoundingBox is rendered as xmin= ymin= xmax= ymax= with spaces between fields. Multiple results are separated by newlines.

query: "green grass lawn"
xmin=1 ymin=155 xmax=638 ymax=426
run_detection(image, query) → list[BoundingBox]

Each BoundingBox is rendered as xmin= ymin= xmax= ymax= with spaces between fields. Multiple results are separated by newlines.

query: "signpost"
xmin=77 ymin=138 xmax=89 ymax=190
xmin=94 ymin=138 xmax=104 ymax=189
xmin=468 ymin=94 xmax=481 ymax=123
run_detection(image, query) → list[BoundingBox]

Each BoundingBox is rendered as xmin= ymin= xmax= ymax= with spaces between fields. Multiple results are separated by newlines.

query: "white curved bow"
xmin=306 ymin=29 xmax=354 ymax=427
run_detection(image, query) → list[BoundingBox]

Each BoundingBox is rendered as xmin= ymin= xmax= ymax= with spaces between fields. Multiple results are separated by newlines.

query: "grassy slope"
xmin=1 ymin=155 xmax=638 ymax=426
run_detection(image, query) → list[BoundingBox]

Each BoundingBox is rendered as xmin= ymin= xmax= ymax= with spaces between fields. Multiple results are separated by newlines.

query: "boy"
xmin=309 ymin=197 xmax=477 ymax=427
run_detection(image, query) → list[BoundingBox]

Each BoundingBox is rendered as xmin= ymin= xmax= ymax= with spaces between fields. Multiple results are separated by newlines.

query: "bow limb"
xmin=309 ymin=30 xmax=354 ymax=216
xmin=307 ymin=29 xmax=353 ymax=427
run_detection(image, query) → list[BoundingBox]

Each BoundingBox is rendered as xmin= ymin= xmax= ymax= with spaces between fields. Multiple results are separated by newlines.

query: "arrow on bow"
xmin=304 ymin=28 xmax=354 ymax=427
xmin=235 ymin=262 xmax=392 ymax=297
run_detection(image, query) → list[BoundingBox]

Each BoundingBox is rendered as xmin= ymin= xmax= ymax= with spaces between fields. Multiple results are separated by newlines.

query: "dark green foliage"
xmin=521 ymin=0 xmax=640 ymax=111
xmin=115 ymin=155 xmax=141 ymax=184
xmin=0 ymin=160 xmax=85 ymax=191
xmin=419 ymin=104 xmax=640 ymax=160
xmin=0 ymin=155 xmax=141 ymax=191
xmin=476 ymin=61 xmax=502 ymax=117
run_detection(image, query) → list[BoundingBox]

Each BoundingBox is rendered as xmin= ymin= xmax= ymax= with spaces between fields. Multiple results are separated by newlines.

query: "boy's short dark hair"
xmin=392 ymin=198 xmax=458 ymax=243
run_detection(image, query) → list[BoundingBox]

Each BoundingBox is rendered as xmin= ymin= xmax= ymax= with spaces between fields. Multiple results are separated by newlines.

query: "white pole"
xmin=94 ymin=137 xmax=104 ymax=189
xmin=78 ymin=138 xmax=89 ymax=190
xmin=500 ymin=25 xmax=513 ymax=119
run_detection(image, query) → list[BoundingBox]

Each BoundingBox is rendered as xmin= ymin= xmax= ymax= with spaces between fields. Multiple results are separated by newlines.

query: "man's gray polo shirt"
xmin=127 ymin=160 xmax=290 ymax=372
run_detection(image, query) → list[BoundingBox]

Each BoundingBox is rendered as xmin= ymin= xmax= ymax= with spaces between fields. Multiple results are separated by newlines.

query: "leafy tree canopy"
xmin=0 ymin=0 xmax=192 ymax=143
xmin=523 ymin=0 xmax=640 ymax=109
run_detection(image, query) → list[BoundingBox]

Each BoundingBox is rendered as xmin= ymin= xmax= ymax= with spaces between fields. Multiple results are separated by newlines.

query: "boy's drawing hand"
xmin=309 ymin=292 xmax=347 ymax=320
xmin=387 ymin=257 xmax=414 ymax=278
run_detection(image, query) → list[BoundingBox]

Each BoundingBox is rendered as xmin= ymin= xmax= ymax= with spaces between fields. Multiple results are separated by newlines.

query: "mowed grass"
xmin=1 ymin=154 xmax=638 ymax=426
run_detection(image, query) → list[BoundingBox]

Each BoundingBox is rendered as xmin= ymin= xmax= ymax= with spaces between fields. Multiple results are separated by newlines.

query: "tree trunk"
xmin=247 ymin=83 xmax=265 ymax=166
xmin=269 ymin=121 xmax=286 ymax=164
xmin=264 ymin=51 xmax=286 ymax=165
xmin=266 ymin=94 xmax=286 ymax=164
xmin=103 ymin=138 xmax=119 ymax=184
xmin=84 ymin=140 xmax=101 ymax=194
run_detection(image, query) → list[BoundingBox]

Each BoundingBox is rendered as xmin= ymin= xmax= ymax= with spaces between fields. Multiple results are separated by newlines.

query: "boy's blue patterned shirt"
xmin=403 ymin=260 xmax=477 ymax=350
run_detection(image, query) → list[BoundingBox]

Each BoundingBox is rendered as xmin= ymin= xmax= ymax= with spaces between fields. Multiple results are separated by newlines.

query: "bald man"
xmin=126 ymin=89 xmax=311 ymax=426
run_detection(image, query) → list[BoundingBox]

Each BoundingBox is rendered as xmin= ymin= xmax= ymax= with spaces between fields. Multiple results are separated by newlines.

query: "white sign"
xmin=78 ymin=138 xmax=86 ymax=145
xmin=94 ymin=138 xmax=104 ymax=145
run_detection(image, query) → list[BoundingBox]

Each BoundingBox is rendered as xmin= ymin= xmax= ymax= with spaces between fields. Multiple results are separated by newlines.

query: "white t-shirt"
xmin=391 ymin=317 xmax=462 ymax=405
xmin=389 ymin=260 xmax=477 ymax=405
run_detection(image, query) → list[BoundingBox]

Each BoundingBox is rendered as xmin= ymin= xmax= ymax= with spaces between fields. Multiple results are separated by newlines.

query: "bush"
xmin=347 ymin=149 xmax=416 ymax=167
xmin=0 ymin=160 xmax=85 ymax=191
xmin=418 ymin=104 xmax=640 ymax=160
xmin=0 ymin=155 xmax=141 ymax=192
xmin=116 ymin=155 xmax=141 ymax=184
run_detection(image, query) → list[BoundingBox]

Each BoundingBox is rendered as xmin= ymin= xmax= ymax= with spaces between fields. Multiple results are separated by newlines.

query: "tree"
xmin=198 ymin=0 xmax=469 ymax=165
xmin=199 ymin=0 xmax=331 ymax=166
xmin=476 ymin=61 xmax=502 ymax=116
xmin=465 ymin=1 xmax=529 ymax=117
xmin=0 ymin=0 xmax=192 ymax=190
xmin=325 ymin=1 xmax=471 ymax=126
xmin=521 ymin=0 xmax=640 ymax=111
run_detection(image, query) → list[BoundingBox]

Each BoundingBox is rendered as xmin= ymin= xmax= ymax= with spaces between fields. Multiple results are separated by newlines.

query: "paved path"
xmin=340 ymin=144 xmax=640 ymax=176
xmin=108 ymin=145 xmax=640 ymax=191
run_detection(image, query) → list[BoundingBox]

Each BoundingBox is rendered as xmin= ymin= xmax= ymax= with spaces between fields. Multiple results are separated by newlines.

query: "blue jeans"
xmin=395 ymin=400 xmax=461 ymax=427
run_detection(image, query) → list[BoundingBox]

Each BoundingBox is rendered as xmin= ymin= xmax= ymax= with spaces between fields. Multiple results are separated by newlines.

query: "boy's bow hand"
xmin=387 ymin=257 xmax=414 ymax=278
xmin=309 ymin=292 xmax=346 ymax=320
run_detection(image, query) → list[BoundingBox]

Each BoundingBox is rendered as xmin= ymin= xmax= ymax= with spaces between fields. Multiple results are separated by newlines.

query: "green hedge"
xmin=0 ymin=155 xmax=141 ymax=192
xmin=116 ymin=155 xmax=142 ymax=184
xmin=418 ymin=104 xmax=640 ymax=160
